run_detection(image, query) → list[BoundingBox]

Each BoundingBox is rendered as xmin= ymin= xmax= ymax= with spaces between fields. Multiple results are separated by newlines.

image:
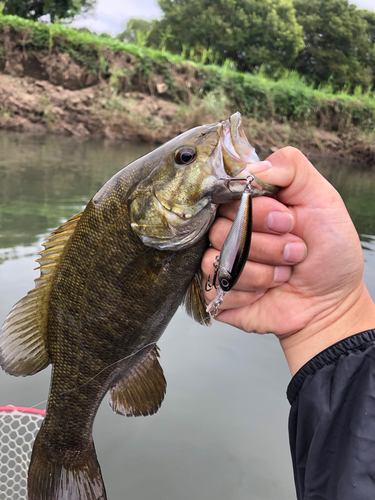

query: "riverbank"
xmin=1 ymin=73 xmax=374 ymax=163
xmin=1 ymin=15 xmax=375 ymax=164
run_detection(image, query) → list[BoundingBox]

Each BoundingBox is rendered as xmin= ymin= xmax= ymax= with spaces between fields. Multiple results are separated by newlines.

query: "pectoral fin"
xmin=0 ymin=212 xmax=82 ymax=376
xmin=182 ymin=270 xmax=211 ymax=326
xmin=109 ymin=346 xmax=166 ymax=417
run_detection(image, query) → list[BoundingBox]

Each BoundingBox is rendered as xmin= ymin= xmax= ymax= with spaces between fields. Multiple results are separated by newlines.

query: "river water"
xmin=0 ymin=132 xmax=374 ymax=500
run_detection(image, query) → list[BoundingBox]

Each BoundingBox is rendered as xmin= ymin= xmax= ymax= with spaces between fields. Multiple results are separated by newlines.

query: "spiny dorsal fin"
xmin=109 ymin=346 xmax=167 ymax=417
xmin=0 ymin=212 xmax=83 ymax=376
xmin=182 ymin=270 xmax=211 ymax=326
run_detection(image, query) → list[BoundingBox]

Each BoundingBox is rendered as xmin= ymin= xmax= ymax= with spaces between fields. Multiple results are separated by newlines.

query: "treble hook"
xmin=205 ymin=255 xmax=220 ymax=291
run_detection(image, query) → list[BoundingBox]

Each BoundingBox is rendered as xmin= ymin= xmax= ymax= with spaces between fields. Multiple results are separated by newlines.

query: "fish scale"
xmin=0 ymin=112 xmax=278 ymax=500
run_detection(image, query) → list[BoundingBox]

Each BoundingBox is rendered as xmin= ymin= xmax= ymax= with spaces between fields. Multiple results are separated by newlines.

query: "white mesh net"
xmin=0 ymin=406 xmax=45 ymax=500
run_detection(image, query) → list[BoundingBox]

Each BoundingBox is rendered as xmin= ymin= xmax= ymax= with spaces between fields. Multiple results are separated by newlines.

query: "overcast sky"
xmin=71 ymin=0 xmax=375 ymax=36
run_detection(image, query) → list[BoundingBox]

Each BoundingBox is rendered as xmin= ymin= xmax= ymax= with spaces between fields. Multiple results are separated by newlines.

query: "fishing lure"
xmin=206 ymin=175 xmax=254 ymax=319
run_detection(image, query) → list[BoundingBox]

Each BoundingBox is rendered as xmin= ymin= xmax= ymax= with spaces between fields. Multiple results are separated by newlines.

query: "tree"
xmin=3 ymin=0 xmax=96 ymax=22
xmin=156 ymin=0 xmax=304 ymax=73
xmin=360 ymin=9 xmax=375 ymax=88
xmin=3 ymin=0 xmax=44 ymax=20
xmin=361 ymin=9 xmax=375 ymax=44
xmin=116 ymin=18 xmax=165 ymax=49
xmin=116 ymin=19 xmax=154 ymax=45
xmin=293 ymin=0 xmax=373 ymax=90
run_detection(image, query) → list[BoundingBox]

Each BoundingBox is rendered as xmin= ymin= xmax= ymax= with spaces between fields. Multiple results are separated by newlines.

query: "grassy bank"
xmin=0 ymin=15 xmax=375 ymax=163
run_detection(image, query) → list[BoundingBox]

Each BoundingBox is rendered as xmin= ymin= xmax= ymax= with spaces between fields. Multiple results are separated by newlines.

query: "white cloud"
xmin=72 ymin=0 xmax=162 ymax=35
xmin=350 ymin=0 xmax=375 ymax=10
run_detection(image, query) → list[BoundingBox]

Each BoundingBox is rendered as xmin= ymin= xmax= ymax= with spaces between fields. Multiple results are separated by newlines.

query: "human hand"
xmin=202 ymin=147 xmax=375 ymax=374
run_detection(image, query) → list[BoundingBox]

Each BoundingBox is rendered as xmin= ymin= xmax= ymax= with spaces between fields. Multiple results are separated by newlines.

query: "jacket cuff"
xmin=287 ymin=328 xmax=375 ymax=404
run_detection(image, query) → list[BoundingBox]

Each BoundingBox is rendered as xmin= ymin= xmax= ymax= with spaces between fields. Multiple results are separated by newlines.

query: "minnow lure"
xmin=206 ymin=175 xmax=254 ymax=318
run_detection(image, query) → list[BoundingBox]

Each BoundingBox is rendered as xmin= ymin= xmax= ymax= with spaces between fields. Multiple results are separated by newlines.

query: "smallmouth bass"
xmin=0 ymin=113 xmax=277 ymax=500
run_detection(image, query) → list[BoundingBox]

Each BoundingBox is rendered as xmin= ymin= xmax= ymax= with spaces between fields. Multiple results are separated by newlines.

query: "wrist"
xmin=279 ymin=283 xmax=375 ymax=376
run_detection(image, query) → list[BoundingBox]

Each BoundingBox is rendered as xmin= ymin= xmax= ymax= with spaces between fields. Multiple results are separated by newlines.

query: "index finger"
xmin=218 ymin=196 xmax=294 ymax=234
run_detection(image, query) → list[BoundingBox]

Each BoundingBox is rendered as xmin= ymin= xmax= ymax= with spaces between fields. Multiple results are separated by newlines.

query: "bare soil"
xmin=0 ymin=69 xmax=374 ymax=164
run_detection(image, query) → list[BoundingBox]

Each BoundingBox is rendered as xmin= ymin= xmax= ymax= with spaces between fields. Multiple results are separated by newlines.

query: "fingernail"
xmin=283 ymin=242 xmax=307 ymax=263
xmin=250 ymin=160 xmax=272 ymax=173
xmin=274 ymin=266 xmax=292 ymax=283
xmin=266 ymin=212 xmax=294 ymax=233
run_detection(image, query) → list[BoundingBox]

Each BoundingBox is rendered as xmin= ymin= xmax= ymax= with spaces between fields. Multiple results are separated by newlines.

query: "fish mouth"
xmin=221 ymin=112 xmax=259 ymax=176
xmin=217 ymin=112 xmax=278 ymax=197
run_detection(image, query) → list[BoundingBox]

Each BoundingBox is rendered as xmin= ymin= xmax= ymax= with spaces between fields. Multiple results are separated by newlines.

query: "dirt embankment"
xmin=0 ymin=72 xmax=182 ymax=142
xmin=1 ymin=47 xmax=374 ymax=163
xmin=0 ymin=35 xmax=200 ymax=143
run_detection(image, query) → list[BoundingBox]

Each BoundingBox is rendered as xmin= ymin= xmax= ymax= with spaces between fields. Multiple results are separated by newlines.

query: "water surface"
xmin=0 ymin=133 xmax=374 ymax=500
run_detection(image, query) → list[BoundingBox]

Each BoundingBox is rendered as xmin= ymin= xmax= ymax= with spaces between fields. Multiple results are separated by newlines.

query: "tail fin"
xmin=28 ymin=432 xmax=107 ymax=500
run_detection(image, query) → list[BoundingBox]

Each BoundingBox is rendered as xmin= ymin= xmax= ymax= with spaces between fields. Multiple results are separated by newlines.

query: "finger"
xmin=251 ymin=233 xmax=307 ymax=265
xmin=250 ymin=147 xmax=340 ymax=208
xmin=202 ymin=247 xmax=292 ymax=296
xmin=208 ymin=218 xmax=307 ymax=265
xmin=214 ymin=287 xmax=311 ymax=337
xmin=212 ymin=288 xmax=266 ymax=311
xmin=235 ymin=260 xmax=291 ymax=291
xmin=218 ymin=196 xmax=294 ymax=234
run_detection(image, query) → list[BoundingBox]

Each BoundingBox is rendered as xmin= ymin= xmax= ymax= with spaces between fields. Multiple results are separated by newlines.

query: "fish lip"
xmin=210 ymin=112 xmax=279 ymax=199
xmin=220 ymin=112 xmax=259 ymax=177
xmin=229 ymin=112 xmax=259 ymax=164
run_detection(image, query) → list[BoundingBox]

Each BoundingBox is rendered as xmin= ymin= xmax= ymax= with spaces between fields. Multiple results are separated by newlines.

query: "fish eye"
xmin=174 ymin=146 xmax=197 ymax=165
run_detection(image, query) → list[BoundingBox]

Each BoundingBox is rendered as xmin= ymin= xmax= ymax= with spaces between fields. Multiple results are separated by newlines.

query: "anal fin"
xmin=109 ymin=346 xmax=166 ymax=417
xmin=182 ymin=270 xmax=211 ymax=326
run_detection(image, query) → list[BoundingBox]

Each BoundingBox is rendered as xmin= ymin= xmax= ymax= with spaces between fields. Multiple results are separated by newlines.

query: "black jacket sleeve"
xmin=287 ymin=329 xmax=375 ymax=500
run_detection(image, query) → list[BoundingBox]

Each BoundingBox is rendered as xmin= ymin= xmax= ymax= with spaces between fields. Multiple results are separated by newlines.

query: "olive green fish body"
xmin=38 ymin=159 xmax=209 ymax=455
xmin=0 ymin=113 xmax=278 ymax=500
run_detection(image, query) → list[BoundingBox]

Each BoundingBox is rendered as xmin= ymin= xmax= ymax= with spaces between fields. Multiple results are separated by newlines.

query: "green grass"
xmin=1 ymin=15 xmax=375 ymax=133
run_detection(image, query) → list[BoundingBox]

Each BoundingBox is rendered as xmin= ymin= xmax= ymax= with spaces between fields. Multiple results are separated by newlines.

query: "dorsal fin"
xmin=109 ymin=346 xmax=167 ymax=417
xmin=0 ymin=212 xmax=83 ymax=376
xmin=182 ymin=270 xmax=211 ymax=326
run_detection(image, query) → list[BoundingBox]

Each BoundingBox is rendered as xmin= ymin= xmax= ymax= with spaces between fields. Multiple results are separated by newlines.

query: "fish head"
xmin=129 ymin=112 xmax=274 ymax=250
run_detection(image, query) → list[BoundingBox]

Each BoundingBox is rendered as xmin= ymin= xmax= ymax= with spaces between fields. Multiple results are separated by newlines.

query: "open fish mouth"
xmin=221 ymin=112 xmax=259 ymax=175
xmin=218 ymin=112 xmax=278 ymax=197
xmin=129 ymin=112 xmax=279 ymax=251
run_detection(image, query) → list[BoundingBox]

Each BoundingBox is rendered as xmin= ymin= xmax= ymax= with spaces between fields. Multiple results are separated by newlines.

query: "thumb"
xmin=251 ymin=147 xmax=339 ymax=208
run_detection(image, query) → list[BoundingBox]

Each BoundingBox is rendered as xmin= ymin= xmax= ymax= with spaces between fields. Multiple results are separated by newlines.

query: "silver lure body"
xmin=206 ymin=177 xmax=253 ymax=318
xmin=217 ymin=180 xmax=253 ymax=292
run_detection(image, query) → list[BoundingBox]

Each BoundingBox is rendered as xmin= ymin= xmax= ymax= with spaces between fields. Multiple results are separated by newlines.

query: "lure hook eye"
xmin=245 ymin=174 xmax=255 ymax=189
xmin=220 ymin=175 xmax=254 ymax=193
